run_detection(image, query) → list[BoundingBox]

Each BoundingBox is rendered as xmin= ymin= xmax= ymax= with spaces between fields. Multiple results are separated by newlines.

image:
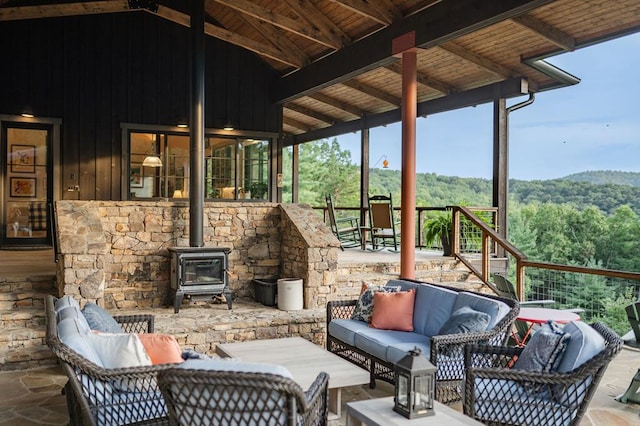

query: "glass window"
xmin=128 ymin=130 xmax=271 ymax=201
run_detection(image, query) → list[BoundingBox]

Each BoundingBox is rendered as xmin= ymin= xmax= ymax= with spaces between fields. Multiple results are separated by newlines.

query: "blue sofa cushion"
xmin=57 ymin=317 xmax=102 ymax=366
xmin=557 ymin=321 xmax=605 ymax=373
xmin=355 ymin=329 xmax=427 ymax=362
xmin=328 ymin=318 xmax=371 ymax=346
xmin=386 ymin=341 xmax=431 ymax=364
xmin=387 ymin=280 xmax=458 ymax=336
xmin=514 ymin=320 xmax=570 ymax=373
xmin=82 ymin=302 xmax=124 ymax=333
xmin=438 ymin=306 xmax=490 ymax=335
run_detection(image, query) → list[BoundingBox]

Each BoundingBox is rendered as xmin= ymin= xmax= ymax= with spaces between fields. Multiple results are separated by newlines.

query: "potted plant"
xmin=249 ymin=182 xmax=268 ymax=199
xmin=423 ymin=211 xmax=452 ymax=256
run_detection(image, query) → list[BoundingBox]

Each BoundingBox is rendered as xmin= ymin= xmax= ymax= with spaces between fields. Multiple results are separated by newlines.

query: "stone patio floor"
xmin=0 ymin=344 xmax=637 ymax=425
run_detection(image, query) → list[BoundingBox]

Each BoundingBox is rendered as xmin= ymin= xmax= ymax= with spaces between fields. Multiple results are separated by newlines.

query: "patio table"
xmin=513 ymin=306 xmax=580 ymax=346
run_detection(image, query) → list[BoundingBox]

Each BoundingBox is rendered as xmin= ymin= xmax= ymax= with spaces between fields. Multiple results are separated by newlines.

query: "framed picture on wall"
xmin=10 ymin=177 xmax=37 ymax=197
xmin=130 ymin=164 xmax=143 ymax=188
xmin=10 ymin=144 xmax=36 ymax=173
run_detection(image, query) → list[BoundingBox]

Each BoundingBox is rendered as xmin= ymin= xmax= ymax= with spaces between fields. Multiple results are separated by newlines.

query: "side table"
xmin=346 ymin=396 xmax=482 ymax=425
xmin=514 ymin=307 xmax=580 ymax=346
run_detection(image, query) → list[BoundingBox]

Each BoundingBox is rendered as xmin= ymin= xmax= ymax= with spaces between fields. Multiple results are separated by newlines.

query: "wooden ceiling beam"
xmin=273 ymin=0 xmax=554 ymax=103
xmin=329 ymin=0 xmax=393 ymax=25
xmin=384 ymin=62 xmax=454 ymax=95
xmin=213 ymin=0 xmax=341 ymax=49
xmin=369 ymin=0 xmax=403 ymax=22
xmin=0 ymin=0 xmax=129 ymax=21
xmin=308 ymin=93 xmax=364 ymax=118
xmin=341 ymin=80 xmax=401 ymax=106
xmin=512 ymin=14 xmax=576 ymax=51
xmin=439 ymin=41 xmax=514 ymax=78
xmin=235 ymin=12 xmax=310 ymax=68
xmin=285 ymin=103 xmax=337 ymax=125
xmin=155 ymin=6 xmax=304 ymax=69
xmin=283 ymin=117 xmax=311 ymax=133
xmin=282 ymin=0 xmax=351 ymax=48
xmin=285 ymin=77 xmax=528 ymax=145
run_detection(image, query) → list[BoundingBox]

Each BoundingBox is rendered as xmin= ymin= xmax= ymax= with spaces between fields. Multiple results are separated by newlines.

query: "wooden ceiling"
xmin=2 ymin=0 xmax=640 ymax=144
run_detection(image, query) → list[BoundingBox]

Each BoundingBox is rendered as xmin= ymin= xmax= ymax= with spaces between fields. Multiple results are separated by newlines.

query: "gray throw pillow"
xmin=438 ymin=306 xmax=490 ymax=335
xmin=513 ymin=320 xmax=570 ymax=373
xmin=81 ymin=302 xmax=123 ymax=333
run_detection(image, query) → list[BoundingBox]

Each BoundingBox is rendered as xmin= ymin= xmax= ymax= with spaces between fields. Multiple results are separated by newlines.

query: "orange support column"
xmin=393 ymin=33 xmax=417 ymax=279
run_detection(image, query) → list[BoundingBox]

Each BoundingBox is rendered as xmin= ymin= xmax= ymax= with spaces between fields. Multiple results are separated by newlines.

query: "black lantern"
xmin=393 ymin=347 xmax=436 ymax=419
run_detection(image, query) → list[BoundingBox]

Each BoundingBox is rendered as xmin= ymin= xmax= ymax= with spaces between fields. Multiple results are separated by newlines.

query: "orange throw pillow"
xmin=137 ymin=333 xmax=184 ymax=365
xmin=370 ymin=289 xmax=416 ymax=331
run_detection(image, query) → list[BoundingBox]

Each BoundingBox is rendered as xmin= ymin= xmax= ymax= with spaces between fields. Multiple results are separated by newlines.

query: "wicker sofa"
xmin=326 ymin=279 xmax=519 ymax=403
xmin=44 ymin=295 xmax=171 ymax=426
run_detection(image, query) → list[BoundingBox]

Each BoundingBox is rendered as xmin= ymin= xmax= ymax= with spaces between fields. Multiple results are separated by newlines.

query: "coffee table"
xmin=346 ymin=396 xmax=482 ymax=425
xmin=216 ymin=336 xmax=370 ymax=419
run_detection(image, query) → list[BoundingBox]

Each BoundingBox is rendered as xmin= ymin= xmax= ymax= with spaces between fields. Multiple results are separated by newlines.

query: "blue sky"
xmin=335 ymin=32 xmax=640 ymax=181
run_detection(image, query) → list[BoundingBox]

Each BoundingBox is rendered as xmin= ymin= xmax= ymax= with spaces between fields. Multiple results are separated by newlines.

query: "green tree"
xmin=297 ymin=138 xmax=360 ymax=207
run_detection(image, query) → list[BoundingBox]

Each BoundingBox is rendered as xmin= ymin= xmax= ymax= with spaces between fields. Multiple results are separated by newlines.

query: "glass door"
xmin=1 ymin=122 xmax=52 ymax=247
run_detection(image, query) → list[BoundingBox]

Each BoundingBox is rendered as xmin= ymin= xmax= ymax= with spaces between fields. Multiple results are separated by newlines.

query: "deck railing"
xmin=452 ymin=205 xmax=640 ymax=333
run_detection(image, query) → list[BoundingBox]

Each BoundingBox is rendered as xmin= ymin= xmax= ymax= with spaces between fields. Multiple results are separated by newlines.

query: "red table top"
xmin=517 ymin=307 xmax=580 ymax=324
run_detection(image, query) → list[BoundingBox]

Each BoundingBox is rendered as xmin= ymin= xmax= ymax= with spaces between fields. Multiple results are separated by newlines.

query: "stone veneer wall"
xmin=55 ymin=200 xmax=340 ymax=310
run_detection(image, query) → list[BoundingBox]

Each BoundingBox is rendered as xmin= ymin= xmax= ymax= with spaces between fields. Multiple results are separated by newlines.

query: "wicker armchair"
xmin=463 ymin=322 xmax=623 ymax=426
xmin=158 ymin=362 xmax=329 ymax=426
xmin=44 ymin=295 xmax=171 ymax=426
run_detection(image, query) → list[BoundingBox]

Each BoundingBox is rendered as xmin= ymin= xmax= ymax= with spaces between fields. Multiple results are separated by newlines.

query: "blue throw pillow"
xmin=81 ymin=302 xmax=123 ymax=333
xmin=513 ymin=320 xmax=570 ymax=373
xmin=438 ymin=306 xmax=490 ymax=335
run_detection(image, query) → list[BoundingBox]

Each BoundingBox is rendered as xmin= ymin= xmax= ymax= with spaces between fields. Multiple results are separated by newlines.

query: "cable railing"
xmin=452 ymin=205 xmax=640 ymax=334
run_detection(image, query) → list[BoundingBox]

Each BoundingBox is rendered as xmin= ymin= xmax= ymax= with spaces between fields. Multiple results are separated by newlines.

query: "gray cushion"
xmin=438 ymin=306 xmax=490 ymax=335
xmin=513 ymin=320 xmax=570 ymax=373
xmin=177 ymin=358 xmax=293 ymax=379
xmin=557 ymin=321 xmax=605 ymax=373
xmin=452 ymin=292 xmax=509 ymax=329
xmin=82 ymin=302 xmax=124 ymax=333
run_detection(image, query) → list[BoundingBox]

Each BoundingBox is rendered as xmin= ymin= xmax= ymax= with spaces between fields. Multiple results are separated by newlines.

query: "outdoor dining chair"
xmin=491 ymin=273 xmax=583 ymax=344
xmin=367 ymin=193 xmax=400 ymax=251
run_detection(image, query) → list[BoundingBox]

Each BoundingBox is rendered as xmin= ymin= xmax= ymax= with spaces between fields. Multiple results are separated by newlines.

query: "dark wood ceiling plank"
xmin=308 ymin=93 xmax=364 ymax=117
xmin=329 ymin=0 xmax=393 ymax=25
xmin=213 ymin=0 xmax=341 ymax=49
xmin=384 ymin=62 xmax=453 ymax=95
xmin=341 ymin=80 xmax=401 ymax=106
xmin=0 ymin=0 xmax=129 ymax=21
xmin=155 ymin=5 xmax=304 ymax=69
xmin=285 ymin=77 xmax=528 ymax=145
xmin=272 ymin=0 xmax=555 ymax=103
xmin=285 ymin=103 xmax=338 ymax=125
xmin=369 ymin=0 xmax=403 ymax=22
xmin=512 ymin=14 xmax=576 ymax=51
xmin=282 ymin=0 xmax=351 ymax=48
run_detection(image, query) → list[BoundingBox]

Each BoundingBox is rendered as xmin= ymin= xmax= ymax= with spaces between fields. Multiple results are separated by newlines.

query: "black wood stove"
xmin=168 ymin=247 xmax=232 ymax=313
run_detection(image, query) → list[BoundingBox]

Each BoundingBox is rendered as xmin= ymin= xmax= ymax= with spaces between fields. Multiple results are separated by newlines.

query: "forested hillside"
xmin=562 ymin=170 xmax=640 ymax=187
xmin=369 ymin=169 xmax=640 ymax=214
